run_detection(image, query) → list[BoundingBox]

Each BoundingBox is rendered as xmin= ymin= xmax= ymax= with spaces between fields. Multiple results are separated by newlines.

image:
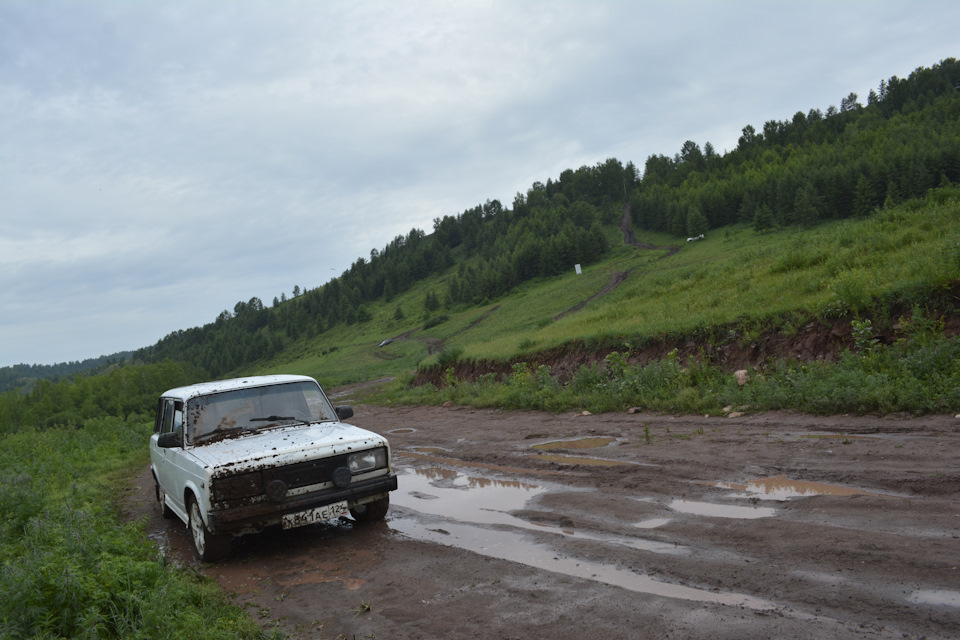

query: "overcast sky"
xmin=1 ymin=1 xmax=957 ymax=367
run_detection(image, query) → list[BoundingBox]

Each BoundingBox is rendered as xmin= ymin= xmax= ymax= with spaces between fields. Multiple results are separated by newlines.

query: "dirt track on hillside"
xmin=127 ymin=398 xmax=960 ymax=640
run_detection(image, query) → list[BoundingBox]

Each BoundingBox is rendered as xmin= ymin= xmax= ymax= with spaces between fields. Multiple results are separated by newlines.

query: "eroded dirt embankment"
xmin=413 ymin=305 xmax=960 ymax=387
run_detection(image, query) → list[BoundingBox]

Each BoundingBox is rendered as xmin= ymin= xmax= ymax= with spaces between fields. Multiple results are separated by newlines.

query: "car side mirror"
xmin=335 ymin=405 xmax=354 ymax=421
xmin=158 ymin=431 xmax=182 ymax=448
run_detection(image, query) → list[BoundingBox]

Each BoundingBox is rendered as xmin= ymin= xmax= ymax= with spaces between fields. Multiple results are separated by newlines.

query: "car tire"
xmin=350 ymin=495 xmax=390 ymax=523
xmin=188 ymin=495 xmax=231 ymax=562
xmin=154 ymin=479 xmax=175 ymax=520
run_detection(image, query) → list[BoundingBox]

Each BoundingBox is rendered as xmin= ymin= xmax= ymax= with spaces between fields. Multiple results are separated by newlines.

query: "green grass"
xmin=262 ymin=187 xmax=959 ymax=386
xmin=0 ymin=416 xmax=279 ymax=640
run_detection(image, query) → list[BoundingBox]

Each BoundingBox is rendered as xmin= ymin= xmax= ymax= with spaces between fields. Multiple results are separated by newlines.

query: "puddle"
xmin=634 ymin=517 xmax=672 ymax=529
xmin=709 ymin=476 xmax=884 ymax=500
xmin=411 ymin=446 xmax=449 ymax=454
xmin=394 ymin=467 xmax=545 ymax=525
xmin=528 ymin=453 xmax=632 ymax=467
xmin=396 ymin=450 xmax=586 ymax=477
xmin=393 ymin=467 xmax=684 ymax=555
xmin=909 ymin=590 xmax=960 ymax=607
xmin=389 ymin=428 xmax=416 ymax=434
xmin=390 ymin=467 xmax=773 ymax=609
xmin=669 ymin=499 xmax=777 ymax=519
xmin=532 ymin=437 xmax=616 ymax=450
xmin=801 ymin=434 xmax=879 ymax=441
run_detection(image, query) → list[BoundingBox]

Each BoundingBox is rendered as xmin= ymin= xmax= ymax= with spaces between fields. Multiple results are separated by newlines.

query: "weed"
xmin=354 ymin=601 xmax=372 ymax=618
xmin=851 ymin=318 xmax=880 ymax=355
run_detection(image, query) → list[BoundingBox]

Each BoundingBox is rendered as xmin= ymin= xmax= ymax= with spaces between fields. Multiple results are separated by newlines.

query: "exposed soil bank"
xmin=413 ymin=304 xmax=960 ymax=387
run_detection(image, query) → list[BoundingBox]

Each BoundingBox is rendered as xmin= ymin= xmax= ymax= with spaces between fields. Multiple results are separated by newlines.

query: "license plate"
xmin=282 ymin=501 xmax=349 ymax=529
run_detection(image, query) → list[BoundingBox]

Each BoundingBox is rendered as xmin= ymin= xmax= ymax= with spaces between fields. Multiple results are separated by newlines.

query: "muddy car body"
xmin=149 ymin=374 xmax=397 ymax=561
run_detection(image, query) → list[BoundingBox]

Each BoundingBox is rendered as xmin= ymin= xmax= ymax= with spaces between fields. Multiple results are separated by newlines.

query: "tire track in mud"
xmin=389 ymin=305 xmax=502 ymax=355
xmin=554 ymin=203 xmax=678 ymax=320
xmin=391 ymin=205 xmax=677 ymax=352
xmin=554 ymin=269 xmax=634 ymax=321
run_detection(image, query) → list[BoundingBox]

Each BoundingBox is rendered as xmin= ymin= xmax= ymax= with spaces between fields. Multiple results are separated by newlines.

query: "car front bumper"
xmin=207 ymin=472 xmax=398 ymax=535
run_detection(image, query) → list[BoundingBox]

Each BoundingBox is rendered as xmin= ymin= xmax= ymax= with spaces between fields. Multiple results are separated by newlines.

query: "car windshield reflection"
xmin=187 ymin=381 xmax=335 ymax=444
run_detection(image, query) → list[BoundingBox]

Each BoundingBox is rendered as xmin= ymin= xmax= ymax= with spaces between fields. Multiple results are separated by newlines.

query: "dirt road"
xmin=128 ymin=403 xmax=960 ymax=639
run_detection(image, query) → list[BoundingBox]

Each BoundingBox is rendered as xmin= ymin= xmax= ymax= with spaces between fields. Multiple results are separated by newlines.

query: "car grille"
xmin=211 ymin=452 xmax=354 ymax=504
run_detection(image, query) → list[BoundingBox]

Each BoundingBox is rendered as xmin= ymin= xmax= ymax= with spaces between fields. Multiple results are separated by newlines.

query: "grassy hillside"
xmin=255 ymin=186 xmax=959 ymax=389
xmin=126 ymin=60 xmax=959 ymax=390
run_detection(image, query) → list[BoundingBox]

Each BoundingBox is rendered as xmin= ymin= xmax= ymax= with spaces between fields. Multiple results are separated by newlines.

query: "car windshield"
xmin=186 ymin=381 xmax=337 ymax=444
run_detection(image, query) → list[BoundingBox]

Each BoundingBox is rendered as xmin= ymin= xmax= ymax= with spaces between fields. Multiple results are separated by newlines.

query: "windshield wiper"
xmin=195 ymin=425 xmax=257 ymax=443
xmin=249 ymin=415 xmax=312 ymax=427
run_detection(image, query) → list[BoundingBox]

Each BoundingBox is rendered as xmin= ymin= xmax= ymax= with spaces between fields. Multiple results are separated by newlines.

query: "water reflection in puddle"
xmin=532 ymin=437 xmax=616 ymax=450
xmin=909 ymin=589 xmax=960 ymax=607
xmin=669 ymin=499 xmax=777 ymax=519
xmin=634 ymin=517 xmax=672 ymax=529
xmin=392 ymin=467 xmax=690 ymax=557
xmin=396 ymin=450 xmax=585 ymax=477
xmin=389 ymin=466 xmax=776 ymax=609
xmin=710 ymin=476 xmax=884 ymax=500
xmin=411 ymin=446 xmax=449 ymax=455
xmin=528 ymin=453 xmax=632 ymax=467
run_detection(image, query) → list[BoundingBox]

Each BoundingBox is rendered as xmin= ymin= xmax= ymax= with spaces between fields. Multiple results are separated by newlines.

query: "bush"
xmin=423 ymin=314 xmax=450 ymax=329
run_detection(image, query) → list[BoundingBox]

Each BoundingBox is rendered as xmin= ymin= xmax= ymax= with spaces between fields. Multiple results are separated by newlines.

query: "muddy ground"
xmin=126 ymin=399 xmax=960 ymax=640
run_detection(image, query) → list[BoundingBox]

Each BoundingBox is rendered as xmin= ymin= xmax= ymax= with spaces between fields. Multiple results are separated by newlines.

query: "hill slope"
xmin=249 ymin=185 xmax=958 ymax=392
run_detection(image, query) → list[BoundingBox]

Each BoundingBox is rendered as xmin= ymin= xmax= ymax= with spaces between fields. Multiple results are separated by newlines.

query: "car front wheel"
xmin=188 ymin=496 xmax=231 ymax=562
xmin=350 ymin=495 xmax=389 ymax=523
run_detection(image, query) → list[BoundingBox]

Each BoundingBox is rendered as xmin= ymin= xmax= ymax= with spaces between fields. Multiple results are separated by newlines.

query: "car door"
xmin=151 ymin=398 xmax=188 ymax=520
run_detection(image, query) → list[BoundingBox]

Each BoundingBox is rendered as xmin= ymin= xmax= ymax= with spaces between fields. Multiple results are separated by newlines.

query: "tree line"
xmin=631 ymin=59 xmax=960 ymax=236
xmin=0 ymin=353 xmax=133 ymax=394
xmin=0 ymin=360 xmax=205 ymax=433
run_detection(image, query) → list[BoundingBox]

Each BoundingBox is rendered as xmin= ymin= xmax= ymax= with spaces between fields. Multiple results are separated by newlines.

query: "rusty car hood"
xmin=188 ymin=421 xmax=387 ymax=473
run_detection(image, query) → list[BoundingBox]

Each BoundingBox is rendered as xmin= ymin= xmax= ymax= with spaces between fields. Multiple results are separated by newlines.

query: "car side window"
xmin=154 ymin=399 xmax=165 ymax=433
xmin=160 ymin=399 xmax=175 ymax=434
xmin=172 ymin=402 xmax=184 ymax=438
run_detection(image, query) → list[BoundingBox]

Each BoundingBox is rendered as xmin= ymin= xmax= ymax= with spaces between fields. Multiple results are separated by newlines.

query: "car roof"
xmin=160 ymin=374 xmax=319 ymax=402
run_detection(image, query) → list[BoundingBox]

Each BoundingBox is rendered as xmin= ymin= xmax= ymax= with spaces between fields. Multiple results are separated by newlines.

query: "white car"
xmin=150 ymin=374 xmax=397 ymax=561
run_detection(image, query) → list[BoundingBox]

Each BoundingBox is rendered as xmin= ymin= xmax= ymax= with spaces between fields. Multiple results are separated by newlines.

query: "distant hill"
xmin=0 ymin=353 xmax=133 ymax=394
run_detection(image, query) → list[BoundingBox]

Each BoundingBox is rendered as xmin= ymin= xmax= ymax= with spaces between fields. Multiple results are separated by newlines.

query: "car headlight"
xmin=347 ymin=447 xmax=387 ymax=474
